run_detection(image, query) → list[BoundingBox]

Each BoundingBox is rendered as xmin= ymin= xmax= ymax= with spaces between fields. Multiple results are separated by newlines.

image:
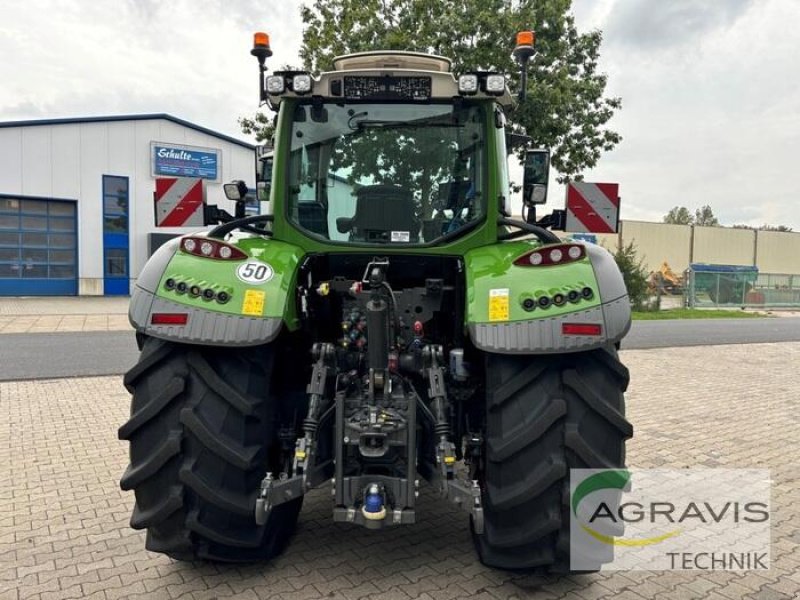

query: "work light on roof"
xmin=292 ymin=74 xmax=312 ymax=94
xmin=485 ymin=74 xmax=505 ymax=95
xmin=266 ymin=75 xmax=285 ymax=94
xmin=458 ymin=74 xmax=479 ymax=94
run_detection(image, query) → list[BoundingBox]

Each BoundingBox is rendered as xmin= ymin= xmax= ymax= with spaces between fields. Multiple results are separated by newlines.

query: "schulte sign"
xmin=151 ymin=142 xmax=220 ymax=180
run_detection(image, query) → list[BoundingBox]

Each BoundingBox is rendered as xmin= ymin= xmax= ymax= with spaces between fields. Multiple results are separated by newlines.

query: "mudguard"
xmin=129 ymin=235 xmax=305 ymax=346
xmin=465 ymin=241 xmax=631 ymax=353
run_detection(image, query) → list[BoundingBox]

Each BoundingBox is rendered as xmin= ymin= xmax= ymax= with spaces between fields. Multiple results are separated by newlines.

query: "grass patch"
xmin=632 ymin=308 xmax=769 ymax=320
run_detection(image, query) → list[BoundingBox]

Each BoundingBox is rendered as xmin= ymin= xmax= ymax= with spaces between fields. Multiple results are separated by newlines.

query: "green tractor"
xmin=120 ymin=30 xmax=632 ymax=572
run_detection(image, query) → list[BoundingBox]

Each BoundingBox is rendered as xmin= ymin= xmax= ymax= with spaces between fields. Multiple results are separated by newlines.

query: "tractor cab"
xmin=260 ymin=51 xmax=518 ymax=248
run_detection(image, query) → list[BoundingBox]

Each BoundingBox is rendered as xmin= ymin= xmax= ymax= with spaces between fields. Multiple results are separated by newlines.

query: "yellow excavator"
xmin=648 ymin=261 xmax=683 ymax=295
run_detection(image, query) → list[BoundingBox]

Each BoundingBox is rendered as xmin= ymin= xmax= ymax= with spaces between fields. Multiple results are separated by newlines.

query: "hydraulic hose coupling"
xmin=362 ymin=483 xmax=387 ymax=521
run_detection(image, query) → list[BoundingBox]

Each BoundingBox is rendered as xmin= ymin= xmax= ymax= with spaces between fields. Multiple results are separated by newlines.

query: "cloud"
xmin=0 ymin=0 xmax=302 ymax=138
xmin=567 ymin=0 xmax=800 ymax=230
xmin=603 ymin=0 xmax=755 ymax=49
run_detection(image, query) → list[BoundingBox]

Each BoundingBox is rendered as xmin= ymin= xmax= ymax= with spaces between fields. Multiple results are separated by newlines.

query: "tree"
xmin=612 ymin=241 xmax=649 ymax=311
xmin=239 ymin=112 xmax=273 ymax=144
xmin=241 ymin=0 xmax=622 ymax=181
xmin=732 ymin=224 xmax=793 ymax=232
xmin=663 ymin=205 xmax=719 ymax=226
xmin=663 ymin=206 xmax=694 ymax=225
xmin=694 ymin=205 xmax=719 ymax=227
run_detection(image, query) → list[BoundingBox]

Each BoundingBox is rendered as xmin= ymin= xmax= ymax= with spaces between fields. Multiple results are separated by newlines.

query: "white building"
xmin=0 ymin=114 xmax=255 ymax=296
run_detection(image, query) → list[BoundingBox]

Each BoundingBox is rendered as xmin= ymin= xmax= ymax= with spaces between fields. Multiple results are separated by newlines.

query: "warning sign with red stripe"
xmin=565 ymin=182 xmax=619 ymax=234
xmin=154 ymin=177 xmax=205 ymax=227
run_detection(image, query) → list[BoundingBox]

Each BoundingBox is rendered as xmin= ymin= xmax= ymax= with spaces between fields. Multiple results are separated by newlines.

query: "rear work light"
xmin=458 ymin=74 xmax=479 ymax=94
xmin=514 ymin=243 xmax=586 ymax=267
xmin=562 ymin=323 xmax=602 ymax=336
xmin=151 ymin=313 xmax=189 ymax=326
xmin=180 ymin=237 xmax=247 ymax=260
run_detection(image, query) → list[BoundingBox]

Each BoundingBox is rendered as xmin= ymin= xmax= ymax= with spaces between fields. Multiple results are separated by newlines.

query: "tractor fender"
xmin=129 ymin=236 xmax=304 ymax=347
xmin=465 ymin=241 xmax=631 ymax=354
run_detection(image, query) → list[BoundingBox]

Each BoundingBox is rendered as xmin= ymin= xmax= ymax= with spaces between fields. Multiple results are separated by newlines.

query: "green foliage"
xmin=238 ymin=112 xmax=274 ymax=144
xmin=694 ymin=205 xmax=718 ymax=227
xmin=731 ymin=223 xmax=793 ymax=232
xmin=663 ymin=206 xmax=693 ymax=225
xmin=612 ymin=241 xmax=650 ymax=311
xmin=663 ymin=204 xmax=719 ymax=227
xmin=241 ymin=0 xmax=622 ymax=181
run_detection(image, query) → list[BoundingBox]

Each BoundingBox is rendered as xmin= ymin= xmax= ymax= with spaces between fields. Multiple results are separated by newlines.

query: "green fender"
xmin=464 ymin=240 xmax=631 ymax=354
xmin=129 ymin=235 xmax=305 ymax=346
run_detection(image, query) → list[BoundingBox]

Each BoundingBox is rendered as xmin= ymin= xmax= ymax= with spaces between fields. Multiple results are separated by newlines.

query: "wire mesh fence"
xmin=685 ymin=266 xmax=800 ymax=308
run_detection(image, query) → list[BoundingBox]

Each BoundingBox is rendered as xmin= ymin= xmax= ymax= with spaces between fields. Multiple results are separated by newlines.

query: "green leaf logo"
xmin=573 ymin=470 xmax=681 ymax=547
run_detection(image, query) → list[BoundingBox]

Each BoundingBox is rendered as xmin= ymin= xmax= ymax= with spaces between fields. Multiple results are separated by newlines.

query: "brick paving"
xmin=1 ymin=342 xmax=799 ymax=600
xmin=0 ymin=298 xmax=130 ymax=333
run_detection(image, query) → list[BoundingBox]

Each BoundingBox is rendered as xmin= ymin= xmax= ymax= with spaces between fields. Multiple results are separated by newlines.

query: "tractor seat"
xmin=337 ymin=185 xmax=419 ymax=243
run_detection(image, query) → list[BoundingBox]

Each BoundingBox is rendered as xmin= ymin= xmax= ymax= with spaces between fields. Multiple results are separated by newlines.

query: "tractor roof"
xmin=266 ymin=51 xmax=513 ymax=108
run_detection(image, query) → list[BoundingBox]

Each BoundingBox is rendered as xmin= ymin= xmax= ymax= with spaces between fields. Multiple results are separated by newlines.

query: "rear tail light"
xmin=562 ymin=323 xmax=602 ymax=336
xmin=180 ymin=237 xmax=247 ymax=260
xmin=514 ymin=244 xmax=586 ymax=267
xmin=151 ymin=313 xmax=189 ymax=326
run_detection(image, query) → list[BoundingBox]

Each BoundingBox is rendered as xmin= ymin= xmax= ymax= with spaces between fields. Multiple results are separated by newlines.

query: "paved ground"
xmin=2 ymin=342 xmax=799 ymax=600
xmin=0 ymin=298 xmax=128 ymax=316
xmin=0 ymin=298 xmax=129 ymax=334
xmin=621 ymin=317 xmax=800 ymax=349
xmin=0 ymin=333 xmax=140 ymax=381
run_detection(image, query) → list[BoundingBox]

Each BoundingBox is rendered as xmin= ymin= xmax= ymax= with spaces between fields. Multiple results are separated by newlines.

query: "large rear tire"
xmin=119 ymin=337 xmax=302 ymax=562
xmin=473 ymin=346 xmax=632 ymax=572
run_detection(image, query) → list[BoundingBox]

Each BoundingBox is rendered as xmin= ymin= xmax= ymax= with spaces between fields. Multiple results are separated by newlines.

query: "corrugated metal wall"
xmin=583 ymin=220 xmax=800 ymax=275
xmin=756 ymin=230 xmax=800 ymax=273
xmin=693 ymin=226 xmax=755 ymax=267
xmin=621 ymin=222 xmax=693 ymax=273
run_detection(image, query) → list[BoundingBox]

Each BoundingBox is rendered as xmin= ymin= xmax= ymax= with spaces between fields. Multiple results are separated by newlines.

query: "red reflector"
xmin=151 ymin=313 xmax=189 ymax=326
xmin=562 ymin=323 xmax=602 ymax=336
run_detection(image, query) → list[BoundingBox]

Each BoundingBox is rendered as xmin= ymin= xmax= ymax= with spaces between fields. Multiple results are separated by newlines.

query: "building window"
xmin=102 ymin=176 xmax=129 ymax=234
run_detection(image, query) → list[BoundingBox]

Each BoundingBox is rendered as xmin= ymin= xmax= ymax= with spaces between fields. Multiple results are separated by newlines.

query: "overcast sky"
xmin=0 ymin=0 xmax=797 ymax=229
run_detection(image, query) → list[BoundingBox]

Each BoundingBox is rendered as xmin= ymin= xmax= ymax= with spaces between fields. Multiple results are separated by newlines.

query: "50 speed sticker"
xmin=236 ymin=260 xmax=273 ymax=284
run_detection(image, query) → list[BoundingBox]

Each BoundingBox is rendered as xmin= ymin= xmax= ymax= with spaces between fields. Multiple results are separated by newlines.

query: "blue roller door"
xmin=0 ymin=196 xmax=78 ymax=296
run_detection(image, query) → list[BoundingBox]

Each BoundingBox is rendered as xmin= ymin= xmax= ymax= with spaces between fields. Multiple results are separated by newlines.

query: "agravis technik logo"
xmin=570 ymin=469 xmax=771 ymax=570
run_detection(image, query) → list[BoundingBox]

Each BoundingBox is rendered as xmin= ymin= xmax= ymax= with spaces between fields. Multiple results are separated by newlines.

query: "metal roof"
xmin=0 ymin=113 xmax=255 ymax=150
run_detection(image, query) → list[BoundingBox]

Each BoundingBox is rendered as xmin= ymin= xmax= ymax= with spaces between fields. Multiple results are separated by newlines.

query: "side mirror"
xmin=223 ymin=180 xmax=249 ymax=201
xmin=336 ymin=217 xmax=354 ymax=234
xmin=257 ymin=180 xmax=270 ymax=202
xmin=522 ymin=149 xmax=550 ymax=206
xmin=256 ymin=152 xmax=273 ymax=202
